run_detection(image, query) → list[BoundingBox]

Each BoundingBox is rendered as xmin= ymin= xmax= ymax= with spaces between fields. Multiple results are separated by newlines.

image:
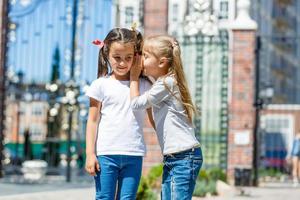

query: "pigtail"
xmin=131 ymin=23 xmax=143 ymax=55
xmin=135 ymin=31 xmax=143 ymax=55
xmin=97 ymin=46 xmax=109 ymax=78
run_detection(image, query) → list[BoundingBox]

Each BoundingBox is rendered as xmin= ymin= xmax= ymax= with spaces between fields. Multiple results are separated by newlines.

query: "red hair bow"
xmin=92 ymin=39 xmax=105 ymax=49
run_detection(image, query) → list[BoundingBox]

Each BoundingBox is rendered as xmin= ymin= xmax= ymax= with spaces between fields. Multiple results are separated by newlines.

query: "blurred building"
xmin=260 ymin=105 xmax=300 ymax=169
xmin=251 ymin=0 xmax=300 ymax=104
xmin=250 ymin=0 xmax=300 ymax=171
xmin=4 ymin=76 xmax=49 ymax=158
xmin=2 ymin=0 xmax=113 ymax=161
xmin=144 ymin=0 xmax=168 ymax=36
xmin=168 ymin=0 xmax=236 ymax=37
xmin=5 ymin=94 xmax=49 ymax=143
xmin=114 ymin=0 xmax=144 ymax=31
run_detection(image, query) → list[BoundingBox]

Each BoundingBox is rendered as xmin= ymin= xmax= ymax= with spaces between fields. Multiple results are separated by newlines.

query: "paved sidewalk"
xmin=0 ymin=174 xmax=96 ymax=200
xmin=1 ymin=180 xmax=300 ymax=200
xmin=194 ymin=182 xmax=300 ymax=200
xmin=0 ymin=187 xmax=94 ymax=200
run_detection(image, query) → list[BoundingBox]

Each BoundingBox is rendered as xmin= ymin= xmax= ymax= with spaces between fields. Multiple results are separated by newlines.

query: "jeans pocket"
xmin=192 ymin=157 xmax=203 ymax=180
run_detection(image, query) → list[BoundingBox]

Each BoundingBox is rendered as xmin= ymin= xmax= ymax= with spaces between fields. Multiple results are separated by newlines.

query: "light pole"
xmin=0 ymin=0 xmax=9 ymax=178
xmin=45 ymin=81 xmax=62 ymax=167
xmin=61 ymin=80 xmax=79 ymax=182
xmin=253 ymin=36 xmax=274 ymax=186
xmin=65 ymin=0 xmax=78 ymax=182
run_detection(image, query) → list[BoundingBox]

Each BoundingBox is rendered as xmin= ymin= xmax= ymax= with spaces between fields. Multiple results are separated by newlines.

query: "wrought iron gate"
xmin=181 ymin=30 xmax=229 ymax=170
xmin=3 ymin=0 xmax=112 ymax=175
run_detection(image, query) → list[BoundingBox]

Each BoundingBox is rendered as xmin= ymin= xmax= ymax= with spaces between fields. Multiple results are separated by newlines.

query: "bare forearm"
xmin=130 ymin=78 xmax=140 ymax=99
xmin=85 ymin=121 xmax=98 ymax=155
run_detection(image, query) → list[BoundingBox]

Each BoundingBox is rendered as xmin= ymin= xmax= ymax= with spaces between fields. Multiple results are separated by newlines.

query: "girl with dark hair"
xmin=85 ymin=28 xmax=153 ymax=199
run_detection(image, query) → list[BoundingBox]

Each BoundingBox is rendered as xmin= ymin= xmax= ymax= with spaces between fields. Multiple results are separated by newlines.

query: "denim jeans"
xmin=94 ymin=155 xmax=143 ymax=200
xmin=161 ymin=147 xmax=203 ymax=200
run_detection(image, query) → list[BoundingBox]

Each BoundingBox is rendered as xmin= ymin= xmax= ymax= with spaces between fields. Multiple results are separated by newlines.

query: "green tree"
xmin=51 ymin=46 xmax=60 ymax=83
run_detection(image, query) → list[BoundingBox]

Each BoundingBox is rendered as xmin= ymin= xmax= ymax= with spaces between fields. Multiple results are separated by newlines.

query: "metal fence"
xmin=181 ymin=30 xmax=229 ymax=170
xmin=2 ymin=0 xmax=112 ymax=181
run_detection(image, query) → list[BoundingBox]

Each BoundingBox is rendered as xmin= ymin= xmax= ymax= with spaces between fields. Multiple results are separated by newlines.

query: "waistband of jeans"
xmin=164 ymin=145 xmax=201 ymax=158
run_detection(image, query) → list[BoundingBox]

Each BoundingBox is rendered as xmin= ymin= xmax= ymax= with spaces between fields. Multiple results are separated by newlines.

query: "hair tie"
xmin=131 ymin=22 xmax=137 ymax=32
xmin=172 ymin=41 xmax=179 ymax=48
xmin=92 ymin=39 xmax=105 ymax=49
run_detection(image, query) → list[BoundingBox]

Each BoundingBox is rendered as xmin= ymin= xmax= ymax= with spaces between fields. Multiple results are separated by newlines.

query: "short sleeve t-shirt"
xmin=86 ymin=77 xmax=151 ymax=156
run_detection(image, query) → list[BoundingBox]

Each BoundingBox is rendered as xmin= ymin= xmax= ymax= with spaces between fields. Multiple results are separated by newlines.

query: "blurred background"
xmin=0 ymin=0 xmax=300 ymax=193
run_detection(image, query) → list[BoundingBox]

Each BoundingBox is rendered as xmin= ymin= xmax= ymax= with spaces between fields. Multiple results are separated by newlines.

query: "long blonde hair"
xmin=143 ymin=35 xmax=197 ymax=122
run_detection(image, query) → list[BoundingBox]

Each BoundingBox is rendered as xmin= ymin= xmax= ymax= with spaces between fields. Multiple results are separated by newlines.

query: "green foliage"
xmin=198 ymin=168 xmax=227 ymax=182
xmin=207 ymin=168 xmax=227 ymax=182
xmin=137 ymin=165 xmax=227 ymax=198
xmin=194 ymin=168 xmax=227 ymax=197
xmin=147 ymin=164 xmax=163 ymax=188
xmin=258 ymin=168 xmax=284 ymax=178
xmin=193 ymin=180 xmax=217 ymax=197
xmin=51 ymin=46 xmax=60 ymax=82
xmin=136 ymin=164 xmax=163 ymax=200
xmin=136 ymin=177 xmax=157 ymax=200
xmin=198 ymin=169 xmax=209 ymax=181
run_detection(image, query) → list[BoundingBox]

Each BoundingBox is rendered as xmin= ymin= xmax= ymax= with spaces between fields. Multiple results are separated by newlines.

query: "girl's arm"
xmin=85 ymin=98 xmax=102 ymax=176
xmin=130 ymin=55 xmax=142 ymax=99
xmin=130 ymin=76 xmax=175 ymax=110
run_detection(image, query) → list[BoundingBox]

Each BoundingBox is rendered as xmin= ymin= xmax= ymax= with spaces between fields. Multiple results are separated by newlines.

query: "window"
xmin=125 ymin=6 xmax=134 ymax=26
xmin=219 ymin=0 xmax=228 ymax=19
xmin=32 ymin=105 xmax=43 ymax=116
xmin=172 ymin=4 xmax=178 ymax=23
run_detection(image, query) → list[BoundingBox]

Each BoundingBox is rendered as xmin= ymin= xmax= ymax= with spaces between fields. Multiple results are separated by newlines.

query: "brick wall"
xmin=227 ymin=30 xmax=256 ymax=184
xmin=143 ymin=0 xmax=168 ymax=36
xmin=141 ymin=0 xmax=169 ymax=174
xmin=142 ymin=118 xmax=162 ymax=174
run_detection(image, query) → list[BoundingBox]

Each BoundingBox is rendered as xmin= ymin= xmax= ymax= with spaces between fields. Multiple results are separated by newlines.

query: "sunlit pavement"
xmin=0 ymin=172 xmax=95 ymax=200
xmin=0 ymin=185 xmax=94 ymax=200
xmin=193 ymin=182 xmax=300 ymax=200
xmin=1 ymin=179 xmax=300 ymax=200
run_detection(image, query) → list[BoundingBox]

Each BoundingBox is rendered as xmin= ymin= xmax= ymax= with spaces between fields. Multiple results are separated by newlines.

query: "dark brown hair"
xmin=97 ymin=28 xmax=143 ymax=77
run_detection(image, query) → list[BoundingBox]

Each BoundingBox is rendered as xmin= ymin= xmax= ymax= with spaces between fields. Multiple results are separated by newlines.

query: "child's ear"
xmin=158 ymin=57 xmax=169 ymax=68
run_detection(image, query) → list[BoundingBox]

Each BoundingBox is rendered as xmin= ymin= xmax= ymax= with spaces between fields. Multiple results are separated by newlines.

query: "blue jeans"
xmin=292 ymin=139 xmax=300 ymax=157
xmin=162 ymin=147 xmax=203 ymax=200
xmin=94 ymin=155 xmax=143 ymax=200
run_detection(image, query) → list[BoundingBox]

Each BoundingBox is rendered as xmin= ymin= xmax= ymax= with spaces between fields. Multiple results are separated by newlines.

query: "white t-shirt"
xmin=86 ymin=76 xmax=151 ymax=156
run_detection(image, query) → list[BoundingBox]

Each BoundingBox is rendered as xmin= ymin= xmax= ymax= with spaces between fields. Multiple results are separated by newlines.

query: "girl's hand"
xmin=131 ymin=55 xmax=142 ymax=79
xmin=85 ymin=153 xmax=100 ymax=176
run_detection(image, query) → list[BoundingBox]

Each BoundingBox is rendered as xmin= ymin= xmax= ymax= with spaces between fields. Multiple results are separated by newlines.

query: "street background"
xmin=1 ymin=0 xmax=300 ymax=199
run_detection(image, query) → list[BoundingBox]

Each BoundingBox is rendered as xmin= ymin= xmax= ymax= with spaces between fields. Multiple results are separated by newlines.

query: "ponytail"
xmin=144 ymin=35 xmax=197 ymax=122
xmin=171 ymin=42 xmax=197 ymax=122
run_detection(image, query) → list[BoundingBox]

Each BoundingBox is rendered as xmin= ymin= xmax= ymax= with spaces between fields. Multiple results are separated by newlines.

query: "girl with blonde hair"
xmin=130 ymin=35 xmax=203 ymax=200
